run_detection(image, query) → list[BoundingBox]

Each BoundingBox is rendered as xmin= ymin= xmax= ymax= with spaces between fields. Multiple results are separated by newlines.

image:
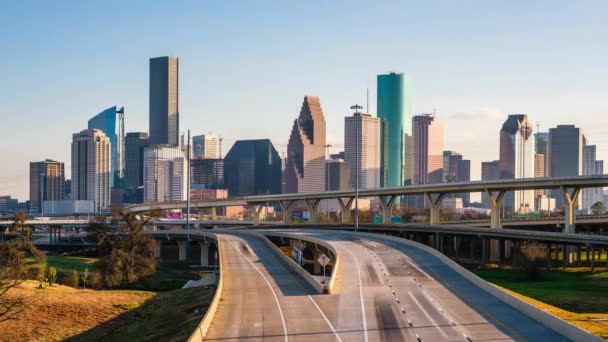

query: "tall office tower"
xmin=443 ymin=151 xmax=461 ymax=182
xmin=124 ymin=132 xmax=149 ymax=189
xmin=582 ymin=144 xmax=604 ymax=211
xmin=284 ymin=96 xmax=326 ymax=193
xmin=71 ymin=129 xmax=111 ymax=213
xmin=326 ymin=158 xmax=352 ymax=191
xmin=499 ymin=115 xmax=535 ymax=213
xmin=88 ymin=106 xmax=125 ymax=187
xmin=63 ymin=179 xmax=71 ymax=200
xmin=412 ymin=114 xmax=444 ymax=185
xmin=143 ymin=145 xmax=187 ymax=202
xmin=149 ymin=56 xmax=179 ymax=146
xmin=344 ymin=112 xmax=381 ymax=189
xmin=535 ymin=132 xmax=549 ymax=174
xmin=191 ymin=158 xmax=224 ymax=189
xmin=443 ymin=152 xmax=471 ymax=205
xmin=379 ymin=120 xmax=389 ymax=186
xmin=481 ymin=160 xmax=500 ymax=208
xmin=224 ymin=139 xmax=282 ymax=196
xmin=548 ymin=125 xmax=585 ymax=208
xmin=534 ymin=154 xmax=546 ymax=197
xmin=377 ymin=72 xmax=412 ymax=187
xmin=29 ymin=160 xmax=65 ymax=214
xmin=192 ymin=134 xmax=220 ymax=159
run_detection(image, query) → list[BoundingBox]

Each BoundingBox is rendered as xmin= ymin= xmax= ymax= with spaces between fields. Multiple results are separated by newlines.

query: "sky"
xmin=1 ymin=0 xmax=608 ymax=201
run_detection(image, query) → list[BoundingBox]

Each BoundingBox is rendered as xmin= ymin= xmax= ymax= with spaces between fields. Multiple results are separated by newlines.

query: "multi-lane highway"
xmin=201 ymin=230 xmax=576 ymax=341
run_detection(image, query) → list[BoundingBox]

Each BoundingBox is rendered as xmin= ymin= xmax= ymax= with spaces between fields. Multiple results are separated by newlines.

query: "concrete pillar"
xmin=338 ymin=197 xmax=354 ymax=224
xmin=305 ymin=199 xmax=321 ymax=224
xmin=154 ymin=240 xmax=162 ymax=258
xmin=379 ymin=195 xmax=397 ymax=224
xmin=590 ymin=247 xmax=595 ymax=272
xmin=177 ymin=240 xmax=188 ymax=261
xmin=499 ymin=238 xmax=505 ymax=268
xmin=198 ymin=241 xmax=209 ymax=266
xmin=251 ymin=204 xmax=265 ymax=226
xmin=562 ymin=244 xmax=567 ymax=269
xmin=211 ymin=207 xmax=217 ymax=221
xmin=560 ymin=186 xmax=581 ymax=234
xmin=546 ymin=243 xmax=551 ymax=269
xmin=198 ymin=209 xmax=205 ymax=220
xmin=454 ymin=236 xmax=460 ymax=262
xmin=481 ymin=238 xmax=488 ymax=268
xmin=485 ymin=189 xmax=506 ymax=229
xmin=279 ymin=200 xmax=295 ymax=225
xmin=424 ymin=193 xmax=445 ymax=225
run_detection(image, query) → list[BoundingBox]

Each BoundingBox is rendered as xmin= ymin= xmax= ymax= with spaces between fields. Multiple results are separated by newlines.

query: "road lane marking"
xmin=345 ymin=248 xmax=369 ymax=342
xmin=227 ymin=239 xmax=289 ymax=342
xmin=308 ymin=295 xmax=344 ymax=342
xmin=407 ymin=291 xmax=449 ymax=339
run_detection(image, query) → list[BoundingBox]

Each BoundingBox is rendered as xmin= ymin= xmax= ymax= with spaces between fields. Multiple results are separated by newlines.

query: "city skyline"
xmin=2 ymin=2 xmax=608 ymax=200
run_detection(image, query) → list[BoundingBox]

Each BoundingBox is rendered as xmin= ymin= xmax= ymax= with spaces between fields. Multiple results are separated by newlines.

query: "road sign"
xmin=317 ymin=253 xmax=331 ymax=267
xmin=373 ymin=216 xmax=383 ymax=223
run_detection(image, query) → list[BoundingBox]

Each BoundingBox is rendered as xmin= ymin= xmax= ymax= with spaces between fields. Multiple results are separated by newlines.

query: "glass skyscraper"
xmin=225 ymin=139 xmax=282 ymax=196
xmin=377 ymin=72 xmax=412 ymax=187
xmin=149 ymin=56 xmax=179 ymax=146
xmin=88 ymin=106 xmax=125 ymax=187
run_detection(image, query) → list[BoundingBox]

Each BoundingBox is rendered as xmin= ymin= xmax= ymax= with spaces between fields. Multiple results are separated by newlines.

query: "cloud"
xmin=448 ymin=108 xmax=504 ymax=122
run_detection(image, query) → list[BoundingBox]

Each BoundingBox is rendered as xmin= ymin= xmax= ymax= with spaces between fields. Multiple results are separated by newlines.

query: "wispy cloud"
xmin=448 ymin=108 xmax=503 ymax=122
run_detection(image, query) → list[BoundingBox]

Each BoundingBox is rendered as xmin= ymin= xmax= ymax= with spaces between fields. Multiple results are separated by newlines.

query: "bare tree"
xmin=11 ymin=212 xmax=30 ymax=238
xmin=519 ymin=241 xmax=546 ymax=281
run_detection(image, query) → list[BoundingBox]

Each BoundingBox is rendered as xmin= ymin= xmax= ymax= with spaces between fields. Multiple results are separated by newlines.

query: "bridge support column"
xmin=338 ymin=197 xmax=354 ymax=224
xmin=305 ymin=199 xmax=321 ymax=224
xmin=251 ymin=204 xmax=265 ymax=226
xmin=211 ymin=207 xmax=217 ymax=221
xmin=198 ymin=241 xmax=209 ymax=266
xmin=481 ymin=238 xmax=488 ymax=268
xmin=177 ymin=240 xmax=187 ymax=261
xmin=198 ymin=209 xmax=205 ymax=220
xmin=424 ymin=192 xmax=445 ymax=225
xmin=379 ymin=195 xmax=397 ymax=224
xmin=485 ymin=189 xmax=506 ymax=229
xmin=560 ymin=186 xmax=581 ymax=234
xmin=154 ymin=240 xmax=162 ymax=258
xmin=279 ymin=201 xmax=295 ymax=225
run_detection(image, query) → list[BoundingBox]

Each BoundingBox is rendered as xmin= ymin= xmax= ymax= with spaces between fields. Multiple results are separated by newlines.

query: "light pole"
xmin=350 ymin=104 xmax=363 ymax=231
xmin=186 ymin=129 xmax=191 ymax=231
xmin=324 ymin=144 xmax=332 ymax=217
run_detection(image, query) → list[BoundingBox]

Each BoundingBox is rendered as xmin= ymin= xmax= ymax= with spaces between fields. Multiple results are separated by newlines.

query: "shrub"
xmin=48 ymin=267 xmax=57 ymax=286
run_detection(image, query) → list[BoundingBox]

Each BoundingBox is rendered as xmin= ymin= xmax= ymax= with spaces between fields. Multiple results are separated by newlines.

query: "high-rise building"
xmin=88 ymin=106 xmax=125 ymax=187
xmin=499 ymin=114 xmax=535 ymax=213
xmin=191 ymin=158 xmax=224 ymax=189
xmin=29 ymin=160 xmax=65 ymax=214
xmin=149 ymin=56 xmax=179 ymax=146
xmin=143 ymin=145 xmax=187 ymax=202
xmin=0 ymin=196 xmax=19 ymax=214
xmin=481 ymin=160 xmax=500 ymax=208
xmin=192 ymin=134 xmax=220 ymax=159
xmin=412 ymin=114 xmax=444 ymax=185
xmin=443 ymin=151 xmax=471 ymax=205
xmin=71 ymin=129 xmax=111 ymax=212
xmin=344 ymin=112 xmax=381 ymax=189
xmin=535 ymin=132 xmax=549 ymax=174
xmin=124 ymin=132 xmax=149 ymax=189
xmin=326 ymin=158 xmax=352 ymax=191
xmin=284 ymin=96 xmax=326 ymax=193
xmin=534 ymin=154 xmax=546 ymax=197
xmin=377 ymin=72 xmax=412 ymax=187
xmin=224 ymin=139 xmax=282 ymax=196
xmin=582 ymin=144 xmax=604 ymax=211
xmin=548 ymin=125 xmax=585 ymax=208
xmin=443 ymin=151 xmax=461 ymax=182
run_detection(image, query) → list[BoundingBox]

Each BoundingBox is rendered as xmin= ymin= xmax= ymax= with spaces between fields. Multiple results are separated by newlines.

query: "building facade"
xmin=412 ymin=114 xmax=444 ymax=185
xmin=124 ymin=132 xmax=149 ymax=189
xmin=582 ymin=144 xmax=604 ymax=211
xmin=548 ymin=125 xmax=585 ymax=208
xmin=191 ymin=158 xmax=224 ymax=189
xmin=499 ymin=114 xmax=535 ymax=213
xmin=192 ymin=134 xmax=220 ymax=159
xmin=443 ymin=151 xmax=471 ymax=205
xmin=344 ymin=112 xmax=381 ymax=189
xmin=284 ymin=96 xmax=326 ymax=193
xmin=377 ymin=72 xmax=412 ymax=187
xmin=71 ymin=129 xmax=111 ymax=213
xmin=88 ymin=106 xmax=125 ymax=187
xmin=149 ymin=56 xmax=179 ymax=146
xmin=224 ymin=139 xmax=282 ymax=196
xmin=143 ymin=145 xmax=187 ymax=202
xmin=481 ymin=160 xmax=500 ymax=208
xmin=29 ymin=159 xmax=65 ymax=214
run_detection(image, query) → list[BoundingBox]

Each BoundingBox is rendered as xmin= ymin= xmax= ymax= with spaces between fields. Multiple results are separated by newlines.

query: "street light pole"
xmin=186 ymin=129 xmax=191 ymax=231
xmin=350 ymin=104 xmax=363 ymax=231
xmin=324 ymin=144 xmax=332 ymax=216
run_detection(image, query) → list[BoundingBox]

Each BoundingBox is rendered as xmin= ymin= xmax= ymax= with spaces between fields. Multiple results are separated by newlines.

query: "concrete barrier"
xmin=325 ymin=229 xmax=603 ymax=342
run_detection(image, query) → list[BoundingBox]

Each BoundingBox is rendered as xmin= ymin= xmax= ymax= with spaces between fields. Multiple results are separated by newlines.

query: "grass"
xmin=46 ymin=255 xmax=98 ymax=272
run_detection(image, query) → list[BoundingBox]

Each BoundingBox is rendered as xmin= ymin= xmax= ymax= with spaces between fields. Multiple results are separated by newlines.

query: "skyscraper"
xmin=143 ymin=145 xmax=187 ymax=202
xmin=326 ymin=158 xmax=352 ymax=191
xmin=224 ymin=139 xmax=282 ymax=196
xmin=88 ymin=106 xmax=125 ymax=187
xmin=443 ymin=151 xmax=471 ymax=205
xmin=548 ymin=125 xmax=585 ymax=208
xmin=481 ymin=160 xmax=500 ymax=208
xmin=344 ymin=112 xmax=381 ymax=189
xmin=534 ymin=153 xmax=546 ymax=197
xmin=499 ymin=114 xmax=535 ymax=213
xmin=284 ymin=96 xmax=326 ymax=193
xmin=192 ymin=134 xmax=220 ymax=159
xmin=149 ymin=56 xmax=179 ymax=146
xmin=377 ymin=72 xmax=412 ymax=186
xmin=29 ymin=160 xmax=65 ymax=214
xmin=124 ymin=132 xmax=149 ymax=189
xmin=412 ymin=114 xmax=444 ymax=185
xmin=71 ymin=129 xmax=111 ymax=212
xmin=191 ymin=158 xmax=224 ymax=189
xmin=582 ymin=144 xmax=604 ymax=211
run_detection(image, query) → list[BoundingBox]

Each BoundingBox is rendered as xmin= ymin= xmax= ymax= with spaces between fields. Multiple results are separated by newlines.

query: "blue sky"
xmin=1 ymin=1 xmax=607 ymax=200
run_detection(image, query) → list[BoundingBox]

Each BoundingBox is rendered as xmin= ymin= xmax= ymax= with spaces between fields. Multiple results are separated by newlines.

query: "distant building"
xmin=326 ymin=158 xmax=351 ymax=191
xmin=377 ymin=72 xmax=412 ymax=187
xmin=344 ymin=112 xmax=381 ymax=189
xmin=499 ymin=114 xmax=535 ymax=213
xmin=29 ymin=159 xmax=65 ymax=214
xmin=284 ymin=96 xmax=326 ymax=193
xmin=0 ymin=196 xmax=18 ymax=214
xmin=534 ymin=154 xmax=546 ymax=197
xmin=190 ymin=187 xmax=228 ymax=201
xmin=71 ymin=129 xmax=111 ymax=213
xmin=192 ymin=134 xmax=220 ymax=159
xmin=149 ymin=56 xmax=179 ymax=146
xmin=191 ymin=158 xmax=224 ymax=189
xmin=548 ymin=125 xmax=585 ymax=208
xmin=143 ymin=145 xmax=187 ymax=202
xmin=443 ymin=151 xmax=471 ymax=205
xmin=224 ymin=139 xmax=282 ymax=196
xmin=63 ymin=179 xmax=71 ymax=200
xmin=412 ymin=114 xmax=444 ymax=185
xmin=124 ymin=132 xmax=149 ymax=189
xmin=481 ymin=160 xmax=500 ymax=208
xmin=42 ymin=200 xmax=94 ymax=216
xmin=88 ymin=106 xmax=125 ymax=187
xmin=582 ymin=144 xmax=604 ymax=211
xmin=535 ymin=132 xmax=549 ymax=176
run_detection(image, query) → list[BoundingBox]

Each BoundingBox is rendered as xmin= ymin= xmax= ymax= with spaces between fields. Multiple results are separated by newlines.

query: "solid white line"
xmin=308 ymin=295 xmax=344 ymax=342
xmin=408 ymin=291 xmax=448 ymax=339
xmin=228 ymin=239 xmax=289 ymax=342
xmin=345 ymin=248 xmax=369 ymax=342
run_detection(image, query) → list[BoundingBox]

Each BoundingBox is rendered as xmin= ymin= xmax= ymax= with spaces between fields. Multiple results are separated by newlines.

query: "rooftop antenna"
xmin=219 ymin=136 xmax=223 ymax=159
xmin=366 ymin=87 xmax=369 ymax=113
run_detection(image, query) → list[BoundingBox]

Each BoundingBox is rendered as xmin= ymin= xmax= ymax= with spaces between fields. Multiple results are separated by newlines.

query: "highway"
xmin=201 ymin=230 xmax=575 ymax=341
